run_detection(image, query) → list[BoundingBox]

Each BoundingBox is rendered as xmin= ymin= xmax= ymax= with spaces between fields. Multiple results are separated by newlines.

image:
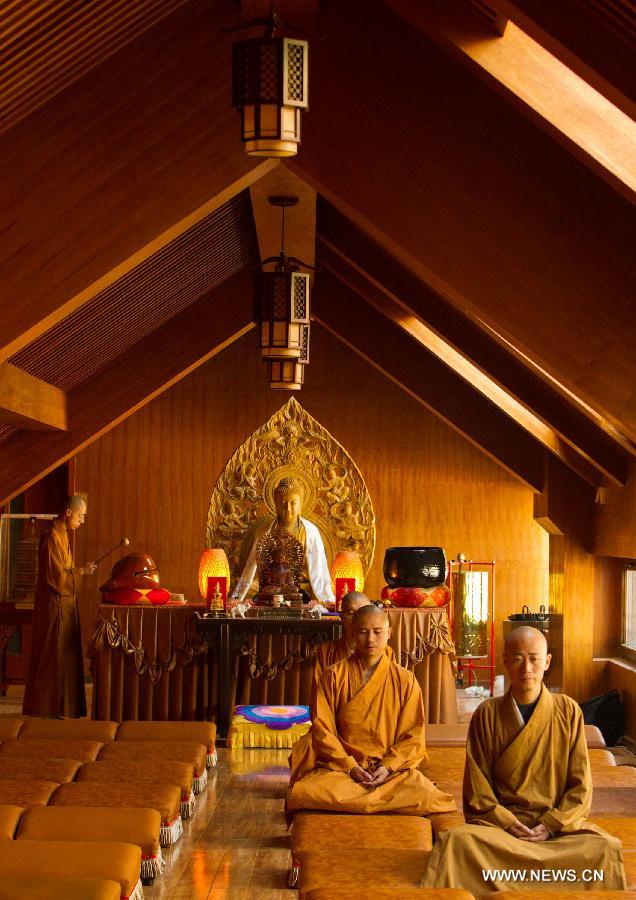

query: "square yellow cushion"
xmin=51 ymin=781 xmax=181 ymax=825
xmin=0 ymin=738 xmax=103 ymax=763
xmin=0 ymin=758 xmax=81 ymax=783
xmin=0 ymin=719 xmax=25 ymax=740
xmin=116 ymin=720 xmax=216 ymax=754
xmin=0 ymin=804 xmax=23 ymax=840
xmin=0 ymin=876 xmax=121 ymax=900
xmin=0 ymin=840 xmax=140 ymax=898
xmin=423 ymin=724 xmax=605 ymax=750
xmin=292 ymin=812 xmax=433 ymax=853
xmin=79 ymin=759 xmax=194 ymax=795
xmin=591 ymin=767 xmax=636 ymax=786
xmin=99 ymin=740 xmax=207 ymax=778
xmin=18 ymin=805 xmax=161 ymax=860
xmin=298 ymin=848 xmax=431 ymax=898
xmin=592 ymin=787 xmax=636 ymax=817
xmin=428 ymin=812 xmax=466 ymax=838
xmin=423 ymin=747 xmax=617 ymax=785
xmin=19 ymin=718 xmax=118 ymax=743
xmin=590 ymin=817 xmax=636 ymax=851
xmin=0 ymin=780 xmax=59 ymax=807
xmin=78 ymin=759 xmax=196 ymax=818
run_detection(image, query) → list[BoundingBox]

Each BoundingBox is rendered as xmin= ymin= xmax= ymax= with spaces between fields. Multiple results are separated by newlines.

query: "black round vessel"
xmin=383 ymin=547 xmax=447 ymax=589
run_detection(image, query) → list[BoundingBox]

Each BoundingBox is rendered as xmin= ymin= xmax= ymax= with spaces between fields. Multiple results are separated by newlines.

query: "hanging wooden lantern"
xmin=232 ymin=37 xmax=308 ymax=157
xmin=267 ymin=324 xmax=310 ymax=390
xmin=254 ymin=268 xmax=310 ymax=360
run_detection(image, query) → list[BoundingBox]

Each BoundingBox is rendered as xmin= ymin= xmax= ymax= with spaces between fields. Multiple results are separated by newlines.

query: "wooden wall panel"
xmin=74 ymin=325 xmax=549 ymax=676
xmin=596 ymin=459 xmax=636 ymax=559
xmin=593 ymin=556 xmax=625 ymax=660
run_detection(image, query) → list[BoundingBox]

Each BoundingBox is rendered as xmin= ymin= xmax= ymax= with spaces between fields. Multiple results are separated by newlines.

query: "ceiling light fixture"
xmin=229 ymin=6 xmax=308 ymax=158
xmin=254 ymin=195 xmax=312 ymax=390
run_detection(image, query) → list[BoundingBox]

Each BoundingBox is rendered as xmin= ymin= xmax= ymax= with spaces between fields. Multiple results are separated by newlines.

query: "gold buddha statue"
xmin=231 ymin=476 xmax=335 ymax=605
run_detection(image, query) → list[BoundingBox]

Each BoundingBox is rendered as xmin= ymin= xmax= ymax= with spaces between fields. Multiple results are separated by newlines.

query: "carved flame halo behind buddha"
xmin=205 ymin=398 xmax=376 ymax=598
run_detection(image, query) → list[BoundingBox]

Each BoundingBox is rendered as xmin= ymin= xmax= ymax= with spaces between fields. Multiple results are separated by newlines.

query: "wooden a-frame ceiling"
xmin=0 ymin=0 xmax=634 ymax=516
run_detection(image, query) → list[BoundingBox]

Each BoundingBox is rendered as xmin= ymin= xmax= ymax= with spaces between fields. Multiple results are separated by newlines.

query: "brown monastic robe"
xmin=421 ymin=685 xmax=626 ymax=893
xmin=23 ymin=526 xmax=86 ymax=718
xmin=288 ymin=636 xmax=395 ymax=785
xmin=287 ymin=652 xmax=456 ymax=815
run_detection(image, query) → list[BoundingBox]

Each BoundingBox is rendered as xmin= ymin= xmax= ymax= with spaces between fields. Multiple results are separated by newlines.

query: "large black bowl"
xmin=383 ymin=547 xmax=447 ymax=589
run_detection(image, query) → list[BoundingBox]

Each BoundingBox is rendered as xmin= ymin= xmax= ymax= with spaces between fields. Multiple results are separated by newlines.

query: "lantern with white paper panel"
xmin=233 ymin=36 xmax=308 ymax=158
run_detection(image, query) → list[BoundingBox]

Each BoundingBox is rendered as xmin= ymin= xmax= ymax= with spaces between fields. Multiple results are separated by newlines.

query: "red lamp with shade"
xmin=198 ymin=549 xmax=231 ymax=610
xmin=331 ymin=551 xmax=364 ymax=610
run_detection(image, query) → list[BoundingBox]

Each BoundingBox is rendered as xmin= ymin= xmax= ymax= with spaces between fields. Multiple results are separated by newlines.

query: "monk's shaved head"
xmin=504 ymin=626 xmax=548 ymax=656
xmin=340 ymin=591 xmax=370 ymax=614
xmin=504 ymin=625 xmax=551 ymax=704
xmin=352 ymin=603 xmax=388 ymax=626
xmin=352 ymin=604 xmax=391 ymax=660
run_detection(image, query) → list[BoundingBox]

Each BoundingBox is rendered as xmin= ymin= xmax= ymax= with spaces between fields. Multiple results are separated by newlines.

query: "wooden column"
xmin=535 ymin=456 xmax=596 ymax=700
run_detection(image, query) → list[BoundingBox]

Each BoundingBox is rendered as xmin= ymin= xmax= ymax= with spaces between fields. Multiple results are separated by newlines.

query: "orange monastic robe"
xmin=289 ymin=636 xmax=395 ymax=785
xmin=421 ymin=686 xmax=626 ymax=893
xmin=287 ymin=652 xmax=456 ymax=815
xmin=23 ymin=527 xmax=86 ymax=718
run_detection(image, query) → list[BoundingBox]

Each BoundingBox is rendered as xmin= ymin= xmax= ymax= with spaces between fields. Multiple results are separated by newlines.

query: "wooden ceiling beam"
xmin=0 ymin=272 xmax=254 ymax=506
xmin=287 ymin=0 xmax=636 ymax=444
xmin=318 ymin=238 xmax=606 ymax=488
xmin=384 ymin=0 xmax=636 ymax=203
xmin=314 ymin=269 xmax=547 ymax=492
xmin=316 ymin=200 xmax=632 ymax=485
xmin=0 ymin=0 xmax=277 ymax=365
xmin=0 ymin=363 xmax=67 ymax=431
xmin=487 ymin=0 xmax=636 ymax=121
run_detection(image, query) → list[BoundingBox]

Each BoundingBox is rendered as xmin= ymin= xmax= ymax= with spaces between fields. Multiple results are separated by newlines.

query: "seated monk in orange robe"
xmin=289 ymin=592 xmax=394 ymax=785
xmin=286 ymin=604 xmax=456 ymax=816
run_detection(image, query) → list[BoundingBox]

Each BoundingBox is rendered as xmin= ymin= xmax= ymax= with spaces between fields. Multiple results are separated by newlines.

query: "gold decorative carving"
xmin=206 ymin=398 xmax=375 ymax=585
xmin=256 ymin=528 xmax=304 ymax=591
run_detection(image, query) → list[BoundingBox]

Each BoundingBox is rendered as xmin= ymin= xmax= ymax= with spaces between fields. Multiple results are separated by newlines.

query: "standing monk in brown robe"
xmin=289 ymin=592 xmax=395 ymax=785
xmin=421 ymin=626 xmax=626 ymax=893
xmin=23 ymin=496 xmax=96 ymax=718
xmin=287 ymin=604 xmax=455 ymax=815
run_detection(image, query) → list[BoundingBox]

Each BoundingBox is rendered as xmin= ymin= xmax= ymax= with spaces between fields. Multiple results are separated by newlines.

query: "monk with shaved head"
xmin=422 ymin=625 xmax=626 ymax=893
xmin=289 ymin=593 xmax=395 ymax=785
xmin=287 ymin=604 xmax=456 ymax=815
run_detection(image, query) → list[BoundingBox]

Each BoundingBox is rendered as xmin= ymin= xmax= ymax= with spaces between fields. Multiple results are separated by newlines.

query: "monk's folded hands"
xmin=508 ymin=820 xmax=535 ymax=840
xmin=349 ymin=765 xmax=374 ymax=784
xmin=363 ymin=765 xmax=391 ymax=789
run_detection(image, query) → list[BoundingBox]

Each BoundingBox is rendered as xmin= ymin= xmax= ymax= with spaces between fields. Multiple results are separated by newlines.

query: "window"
xmin=623 ymin=565 xmax=636 ymax=657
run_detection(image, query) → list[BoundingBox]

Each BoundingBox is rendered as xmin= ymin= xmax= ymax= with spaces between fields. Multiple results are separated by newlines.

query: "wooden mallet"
xmin=94 ymin=537 xmax=130 ymax=567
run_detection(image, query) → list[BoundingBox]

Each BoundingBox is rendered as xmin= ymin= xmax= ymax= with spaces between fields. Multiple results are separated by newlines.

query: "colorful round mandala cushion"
xmin=234 ymin=705 xmax=310 ymax=731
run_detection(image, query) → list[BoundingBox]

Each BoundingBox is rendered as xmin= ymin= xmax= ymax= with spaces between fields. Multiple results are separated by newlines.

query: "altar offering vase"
xmin=199 ymin=548 xmax=230 ymax=601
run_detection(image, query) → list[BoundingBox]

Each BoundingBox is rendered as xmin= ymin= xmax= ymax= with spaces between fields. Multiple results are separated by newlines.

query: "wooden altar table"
xmin=89 ymin=604 xmax=216 ymax=722
xmin=89 ymin=604 xmax=457 ymax=737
